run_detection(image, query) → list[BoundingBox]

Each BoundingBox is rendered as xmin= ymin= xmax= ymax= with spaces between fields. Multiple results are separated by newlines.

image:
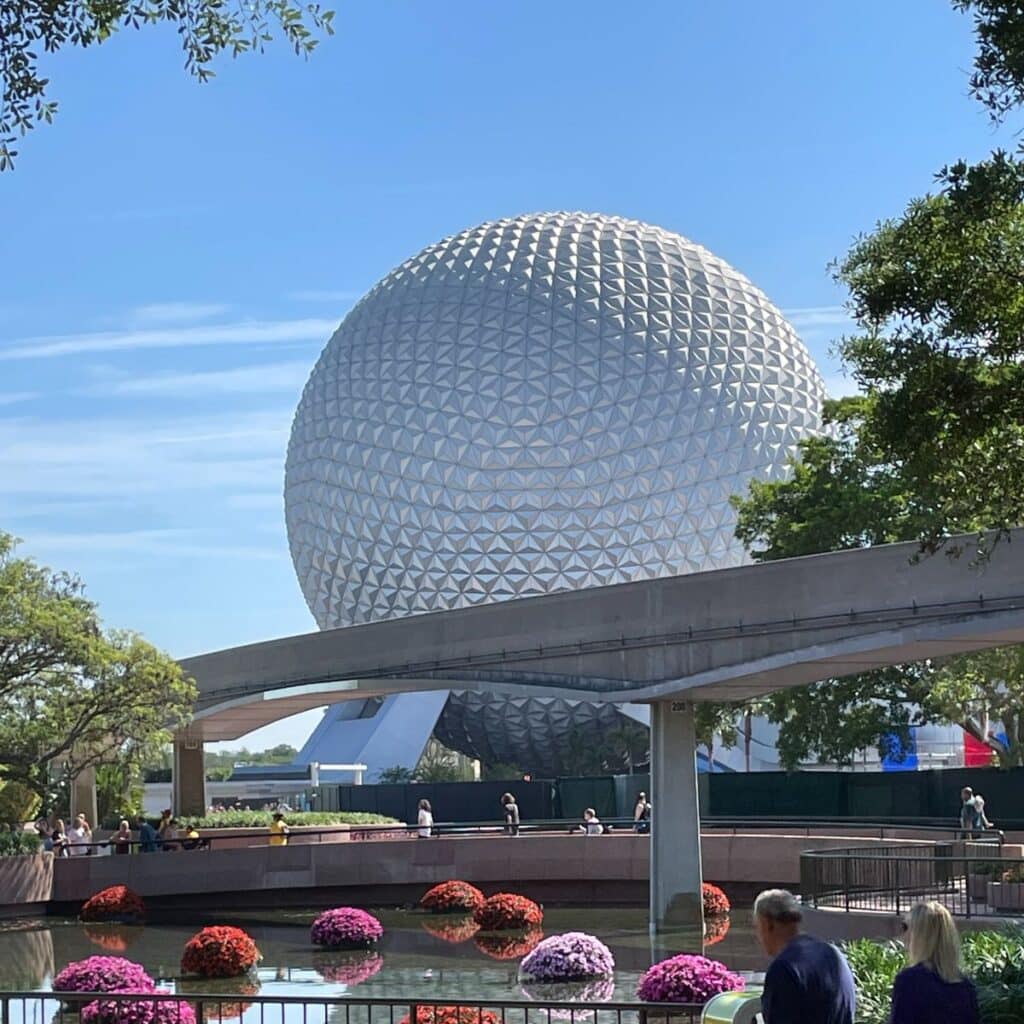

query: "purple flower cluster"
xmin=53 ymin=957 xmax=155 ymax=994
xmin=313 ymin=951 xmax=385 ymax=985
xmin=519 ymin=932 xmax=615 ymax=982
xmin=310 ymin=907 xmax=384 ymax=948
xmin=637 ymin=954 xmax=744 ymax=1004
xmin=81 ymin=995 xmax=196 ymax=1024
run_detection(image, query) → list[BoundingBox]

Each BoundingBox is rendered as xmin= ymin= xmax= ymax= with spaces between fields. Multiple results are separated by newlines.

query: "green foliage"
xmin=954 ymin=1 xmax=1024 ymax=120
xmin=0 ymin=531 xmax=197 ymax=806
xmin=414 ymin=749 xmax=461 ymax=783
xmin=0 ymin=780 xmax=42 ymax=824
xmin=0 ymin=830 xmax=42 ymax=857
xmin=376 ymin=765 xmax=416 ymax=784
xmin=481 ymin=761 xmax=523 ymax=781
xmin=842 ymin=938 xmax=903 ymax=1024
xmin=185 ymin=810 xmax=396 ymax=828
xmin=844 ymin=927 xmax=1024 ymax=1024
xmin=0 ymin=0 xmax=334 ymax=169
xmin=96 ymin=763 xmax=144 ymax=826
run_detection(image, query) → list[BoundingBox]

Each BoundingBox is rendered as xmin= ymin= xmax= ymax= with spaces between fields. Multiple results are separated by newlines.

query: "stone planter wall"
xmin=0 ymin=853 xmax=54 ymax=916
xmin=986 ymin=881 xmax=1024 ymax=911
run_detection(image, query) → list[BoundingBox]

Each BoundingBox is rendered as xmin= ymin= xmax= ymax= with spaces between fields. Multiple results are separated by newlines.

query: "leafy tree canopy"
xmin=0 ymin=0 xmax=334 ymax=169
xmin=0 ymin=530 xmax=197 ymax=805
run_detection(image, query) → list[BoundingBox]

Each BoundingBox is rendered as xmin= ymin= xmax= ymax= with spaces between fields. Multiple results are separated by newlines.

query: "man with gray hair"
xmin=754 ymin=889 xmax=855 ymax=1024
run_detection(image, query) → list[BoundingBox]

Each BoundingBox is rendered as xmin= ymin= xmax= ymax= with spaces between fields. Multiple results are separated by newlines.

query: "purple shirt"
xmin=890 ymin=963 xmax=979 ymax=1024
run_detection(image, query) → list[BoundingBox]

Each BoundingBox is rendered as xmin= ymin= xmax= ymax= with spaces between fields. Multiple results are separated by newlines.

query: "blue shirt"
xmin=138 ymin=822 xmax=158 ymax=852
xmin=890 ymin=963 xmax=979 ymax=1024
xmin=762 ymin=934 xmax=856 ymax=1024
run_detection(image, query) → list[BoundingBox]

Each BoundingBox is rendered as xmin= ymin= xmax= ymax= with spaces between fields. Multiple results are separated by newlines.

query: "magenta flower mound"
xmin=310 ymin=907 xmax=384 ymax=948
xmin=82 ymin=995 xmax=196 ymax=1024
xmin=519 ymin=932 xmax=615 ymax=982
xmin=637 ymin=954 xmax=744 ymax=1004
xmin=53 ymin=956 xmax=155 ymax=994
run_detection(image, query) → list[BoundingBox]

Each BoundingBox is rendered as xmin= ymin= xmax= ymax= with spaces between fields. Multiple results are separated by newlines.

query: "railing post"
xmin=894 ymin=855 xmax=900 ymax=917
xmin=843 ymin=855 xmax=850 ymax=912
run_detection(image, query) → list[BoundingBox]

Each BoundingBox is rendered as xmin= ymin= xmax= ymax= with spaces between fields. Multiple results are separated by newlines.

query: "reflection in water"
xmin=83 ymin=925 xmax=145 ymax=955
xmin=177 ymin=976 xmax=261 ymax=1021
xmin=312 ymin=952 xmax=384 ymax=986
xmin=0 ymin=905 xmax=770 ymax=1007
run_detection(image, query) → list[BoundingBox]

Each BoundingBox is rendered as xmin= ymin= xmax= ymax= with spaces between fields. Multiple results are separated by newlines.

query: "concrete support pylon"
xmin=69 ymin=763 xmax=98 ymax=828
xmin=172 ymin=733 xmax=207 ymax=818
xmin=649 ymin=700 xmax=704 ymax=936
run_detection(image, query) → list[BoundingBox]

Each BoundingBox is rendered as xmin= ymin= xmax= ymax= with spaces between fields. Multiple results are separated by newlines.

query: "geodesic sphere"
xmin=285 ymin=211 xmax=825 ymax=627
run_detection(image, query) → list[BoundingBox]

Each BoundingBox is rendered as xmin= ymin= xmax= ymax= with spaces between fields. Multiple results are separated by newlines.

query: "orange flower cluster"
xmin=80 ymin=886 xmax=146 ymax=923
xmin=472 ymin=893 xmax=543 ymax=931
xmin=180 ymin=927 xmax=260 ymax=978
xmin=420 ymin=880 xmax=485 ymax=914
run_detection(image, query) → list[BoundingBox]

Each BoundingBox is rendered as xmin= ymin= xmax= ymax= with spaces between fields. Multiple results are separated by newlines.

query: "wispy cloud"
xmin=129 ymin=302 xmax=232 ymax=326
xmin=0 ymin=409 xmax=292 ymax=500
xmin=0 ymin=391 xmax=38 ymax=407
xmin=0 ymin=318 xmax=337 ymax=362
xmin=22 ymin=528 xmax=282 ymax=562
xmin=288 ymin=289 xmax=363 ymax=303
xmin=784 ymin=306 xmax=853 ymax=331
xmin=93 ymin=361 xmax=312 ymax=398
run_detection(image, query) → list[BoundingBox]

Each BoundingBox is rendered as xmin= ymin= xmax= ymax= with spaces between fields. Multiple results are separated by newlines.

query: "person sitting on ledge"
xmin=754 ymin=888 xmax=855 ymax=1024
xmin=269 ymin=811 xmax=290 ymax=847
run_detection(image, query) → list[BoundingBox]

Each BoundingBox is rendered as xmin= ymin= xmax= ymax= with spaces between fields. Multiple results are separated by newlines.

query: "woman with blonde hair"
xmin=890 ymin=901 xmax=978 ymax=1023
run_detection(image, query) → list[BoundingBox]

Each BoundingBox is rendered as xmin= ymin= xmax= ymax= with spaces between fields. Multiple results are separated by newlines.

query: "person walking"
xmin=633 ymin=791 xmax=651 ymax=833
xmin=501 ymin=793 xmax=520 ymax=836
xmin=137 ymin=816 xmax=159 ymax=853
xmin=269 ymin=811 xmax=290 ymax=847
xmin=754 ymin=889 xmax=855 ymax=1024
xmin=417 ymin=798 xmax=434 ymax=838
xmin=890 ymin=901 xmax=979 ymax=1024
xmin=959 ymin=787 xmax=981 ymax=838
xmin=973 ymin=794 xmax=995 ymax=831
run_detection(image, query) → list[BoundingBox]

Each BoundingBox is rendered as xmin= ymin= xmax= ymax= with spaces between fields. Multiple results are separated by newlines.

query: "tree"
xmin=1 ymin=0 xmax=334 ymax=170
xmin=376 ymin=765 xmax=415 ymax=784
xmin=0 ymin=531 xmax=197 ymax=806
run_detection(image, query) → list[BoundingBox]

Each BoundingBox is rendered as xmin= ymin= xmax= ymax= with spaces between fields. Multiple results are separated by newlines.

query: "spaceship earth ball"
xmin=285 ymin=211 xmax=826 ymax=629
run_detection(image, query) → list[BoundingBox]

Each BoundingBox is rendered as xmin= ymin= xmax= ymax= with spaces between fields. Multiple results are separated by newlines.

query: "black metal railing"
xmin=801 ymin=842 xmax=1020 ymax=919
xmin=42 ymin=816 xmax=1002 ymax=859
xmin=0 ymin=990 xmax=705 ymax=1024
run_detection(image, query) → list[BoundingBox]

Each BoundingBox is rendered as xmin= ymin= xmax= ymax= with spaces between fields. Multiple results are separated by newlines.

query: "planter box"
xmin=986 ymin=881 xmax=1024 ymax=911
xmin=968 ymin=874 xmax=991 ymax=902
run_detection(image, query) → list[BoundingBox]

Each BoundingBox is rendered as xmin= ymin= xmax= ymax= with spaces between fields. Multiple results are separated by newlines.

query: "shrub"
xmin=313 ymin=951 xmax=385 ymax=985
xmin=420 ymin=881 xmax=485 ymax=913
xmin=519 ymin=932 xmax=615 ymax=981
xmin=180 ymin=927 xmax=260 ymax=978
xmin=81 ymin=886 xmax=146 ymax=923
xmin=311 ymin=908 xmax=384 ymax=948
xmin=0 ymin=781 xmax=41 ymax=824
xmin=84 ymin=925 xmax=145 ymax=955
xmin=185 ymin=811 xmax=396 ymax=829
xmin=637 ymin=954 xmax=745 ymax=1004
xmin=399 ymin=1008 xmax=500 ymax=1024
xmin=702 ymin=883 xmax=730 ymax=917
xmin=0 ymin=830 xmax=41 ymax=857
xmin=420 ymin=915 xmax=480 ymax=944
xmin=53 ymin=956 xmax=155 ymax=994
xmin=81 ymin=996 xmax=196 ymax=1024
xmin=473 ymin=893 xmax=543 ymax=931
xmin=475 ymin=928 xmax=543 ymax=961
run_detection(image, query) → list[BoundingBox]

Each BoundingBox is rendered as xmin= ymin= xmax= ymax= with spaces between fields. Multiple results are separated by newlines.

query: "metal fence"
xmin=800 ymin=841 xmax=1021 ymax=919
xmin=0 ymin=991 xmax=704 ymax=1024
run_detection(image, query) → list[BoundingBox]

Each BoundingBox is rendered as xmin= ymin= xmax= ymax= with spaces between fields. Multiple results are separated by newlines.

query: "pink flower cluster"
xmin=636 ymin=954 xmax=744 ymax=1004
xmin=310 ymin=907 xmax=384 ymax=948
xmin=52 ymin=955 xmax=194 ymax=1024
xmin=519 ymin=932 xmax=615 ymax=981
xmin=53 ymin=957 xmax=155 ymax=994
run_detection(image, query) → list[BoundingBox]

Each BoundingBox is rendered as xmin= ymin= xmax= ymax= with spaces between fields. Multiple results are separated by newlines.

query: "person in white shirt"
xmin=582 ymin=808 xmax=603 ymax=835
xmin=417 ymin=798 xmax=433 ymax=838
xmin=68 ymin=813 xmax=92 ymax=856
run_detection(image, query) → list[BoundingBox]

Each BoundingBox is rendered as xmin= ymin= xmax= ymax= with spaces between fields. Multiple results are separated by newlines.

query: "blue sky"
xmin=1 ymin=1 xmax=1012 ymax=749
